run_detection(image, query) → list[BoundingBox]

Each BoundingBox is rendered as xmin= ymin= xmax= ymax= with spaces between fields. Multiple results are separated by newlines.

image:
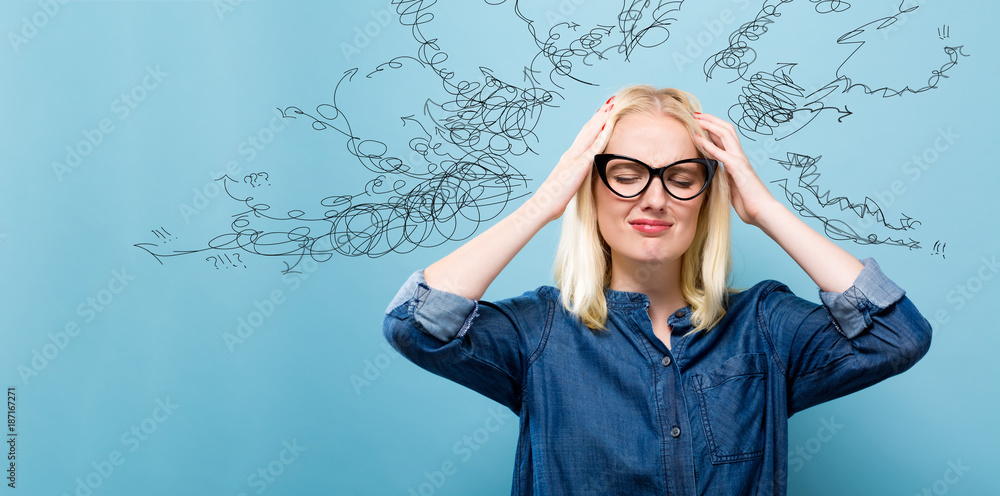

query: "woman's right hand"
xmin=528 ymin=97 xmax=615 ymax=223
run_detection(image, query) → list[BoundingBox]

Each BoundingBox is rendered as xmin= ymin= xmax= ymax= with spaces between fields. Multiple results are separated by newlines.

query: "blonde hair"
xmin=553 ymin=85 xmax=732 ymax=334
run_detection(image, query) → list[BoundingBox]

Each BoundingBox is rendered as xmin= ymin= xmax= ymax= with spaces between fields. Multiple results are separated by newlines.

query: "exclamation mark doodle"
xmin=931 ymin=240 xmax=947 ymax=259
xmin=151 ymin=226 xmax=175 ymax=243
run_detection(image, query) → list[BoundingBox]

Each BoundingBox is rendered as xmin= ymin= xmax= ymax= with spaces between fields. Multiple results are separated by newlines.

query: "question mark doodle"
xmin=242 ymin=172 xmax=271 ymax=188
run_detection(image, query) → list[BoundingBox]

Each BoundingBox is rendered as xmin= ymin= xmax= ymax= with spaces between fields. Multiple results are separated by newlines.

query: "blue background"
xmin=1 ymin=0 xmax=997 ymax=494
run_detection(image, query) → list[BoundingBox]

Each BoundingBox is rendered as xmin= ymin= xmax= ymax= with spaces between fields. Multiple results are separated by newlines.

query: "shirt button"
xmin=661 ymin=356 xmax=672 ymax=367
xmin=670 ymin=426 xmax=681 ymax=438
xmin=673 ymin=309 xmax=685 ymax=318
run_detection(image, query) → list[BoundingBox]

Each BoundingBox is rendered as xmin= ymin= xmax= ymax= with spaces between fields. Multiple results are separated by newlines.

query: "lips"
xmin=629 ymin=219 xmax=673 ymax=234
xmin=630 ymin=219 xmax=671 ymax=227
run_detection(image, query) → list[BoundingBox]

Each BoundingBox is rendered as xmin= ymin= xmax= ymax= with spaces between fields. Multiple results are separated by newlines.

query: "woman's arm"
xmin=692 ymin=113 xmax=931 ymax=412
xmin=692 ymin=112 xmax=862 ymax=293
xmin=424 ymin=98 xmax=616 ymax=299
xmin=383 ymin=99 xmax=615 ymax=410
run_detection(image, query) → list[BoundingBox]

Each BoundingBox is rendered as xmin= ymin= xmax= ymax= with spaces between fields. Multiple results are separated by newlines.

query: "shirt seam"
xmin=521 ymin=289 xmax=556 ymax=399
xmin=756 ymin=281 xmax=790 ymax=379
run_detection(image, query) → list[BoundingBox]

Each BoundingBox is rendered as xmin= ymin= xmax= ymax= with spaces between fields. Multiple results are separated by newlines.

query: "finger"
xmin=585 ymin=125 xmax=612 ymax=155
xmin=569 ymin=99 xmax=615 ymax=153
xmin=694 ymin=133 xmax=736 ymax=164
xmin=694 ymin=113 xmax=743 ymax=153
xmin=693 ymin=112 xmax=737 ymax=133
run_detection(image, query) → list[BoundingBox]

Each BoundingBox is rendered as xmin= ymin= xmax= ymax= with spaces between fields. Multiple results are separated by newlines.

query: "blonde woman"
xmin=383 ymin=85 xmax=931 ymax=495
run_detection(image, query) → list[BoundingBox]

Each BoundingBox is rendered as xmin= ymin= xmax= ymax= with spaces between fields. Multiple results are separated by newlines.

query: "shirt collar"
xmin=603 ymin=287 xmax=650 ymax=309
xmin=604 ymin=287 xmax=695 ymax=332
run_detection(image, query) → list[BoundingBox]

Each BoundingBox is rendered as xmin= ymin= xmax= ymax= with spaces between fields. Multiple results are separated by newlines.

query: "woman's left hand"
xmin=693 ymin=112 xmax=777 ymax=227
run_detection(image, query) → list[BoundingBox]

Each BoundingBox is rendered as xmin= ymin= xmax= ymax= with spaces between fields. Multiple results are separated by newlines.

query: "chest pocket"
xmin=690 ymin=353 xmax=768 ymax=464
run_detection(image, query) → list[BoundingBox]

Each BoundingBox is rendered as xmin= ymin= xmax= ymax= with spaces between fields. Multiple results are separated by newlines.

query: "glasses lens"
xmin=604 ymin=158 xmax=650 ymax=197
xmin=663 ymin=161 xmax=708 ymax=199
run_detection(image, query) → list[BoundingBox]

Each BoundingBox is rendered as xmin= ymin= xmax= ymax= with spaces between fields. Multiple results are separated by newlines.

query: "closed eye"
xmin=613 ymin=175 xmax=643 ymax=184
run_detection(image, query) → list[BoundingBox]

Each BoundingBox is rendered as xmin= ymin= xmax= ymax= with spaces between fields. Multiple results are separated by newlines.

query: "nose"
xmin=637 ymin=175 xmax=671 ymax=211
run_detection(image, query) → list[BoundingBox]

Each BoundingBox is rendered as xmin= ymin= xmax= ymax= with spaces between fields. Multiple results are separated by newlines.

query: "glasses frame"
xmin=593 ymin=153 xmax=719 ymax=201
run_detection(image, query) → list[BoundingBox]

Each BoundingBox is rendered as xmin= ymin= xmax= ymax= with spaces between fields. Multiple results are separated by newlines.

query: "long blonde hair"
xmin=553 ymin=85 xmax=732 ymax=333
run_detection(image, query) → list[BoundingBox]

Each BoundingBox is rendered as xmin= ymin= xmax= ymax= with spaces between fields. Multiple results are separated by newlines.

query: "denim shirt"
xmin=382 ymin=258 xmax=932 ymax=495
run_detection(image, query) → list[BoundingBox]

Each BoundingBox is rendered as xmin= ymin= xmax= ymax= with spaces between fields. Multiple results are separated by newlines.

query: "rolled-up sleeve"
xmin=385 ymin=270 xmax=479 ymax=342
xmin=819 ymin=258 xmax=907 ymax=339
xmin=765 ymin=258 xmax=933 ymax=415
xmin=382 ymin=270 xmax=551 ymax=413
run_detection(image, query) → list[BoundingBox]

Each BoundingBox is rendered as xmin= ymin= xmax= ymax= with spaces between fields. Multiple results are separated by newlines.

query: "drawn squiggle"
xmin=771 ymin=152 xmax=921 ymax=249
xmin=704 ymin=0 xmax=796 ymax=83
xmin=138 ymin=0 xmax=570 ymax=272
xmin=810 ymin=0 xmax=850 ymax=15
xmin=512 ymin=0 xmax=688 ymax=88
xmin=136 ymin=68 xmax=532 ymax=271
xmin=138 ymin=0 xmax=711 ymax=271
xmin=728 ymin=44 xmax=968 ymax=140
xmin=712 ymin=0 xmax=970 ymax=141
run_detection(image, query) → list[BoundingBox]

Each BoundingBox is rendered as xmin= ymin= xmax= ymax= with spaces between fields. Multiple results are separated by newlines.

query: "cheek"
xmin=678 ymin=198 xmax=705 ymax=229
xmin=593 ymin=182 xmax=621 ymax=228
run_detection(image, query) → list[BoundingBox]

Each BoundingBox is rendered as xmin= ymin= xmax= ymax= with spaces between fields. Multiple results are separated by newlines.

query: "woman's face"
xmin=593 ymin=112 xmax=707 ymax=271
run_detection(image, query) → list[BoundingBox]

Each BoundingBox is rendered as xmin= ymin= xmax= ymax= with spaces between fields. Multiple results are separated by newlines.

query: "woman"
xmin=382 ymin=85 xmax=931 ymax=495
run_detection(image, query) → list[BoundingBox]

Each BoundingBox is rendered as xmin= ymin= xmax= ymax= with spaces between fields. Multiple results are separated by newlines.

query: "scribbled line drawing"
xmin=770 ymin=152 xmax=922 ymax=249
xmin=810 ymin=0 xmax=851 ymax=15
xmin=136 ymin=0 xmax=704 ymax=272
xmin=134 ymin=72 xmax=531 ymax=273
xmin=691 ymin=0 xmax=963 ymax=257
xmin=512 ymin=0 xmax=686 ymax=88
xmin=938 ymin=25 xmax=950 ymax=40
xmin=704 ymin=1 xmax=969 ymax=141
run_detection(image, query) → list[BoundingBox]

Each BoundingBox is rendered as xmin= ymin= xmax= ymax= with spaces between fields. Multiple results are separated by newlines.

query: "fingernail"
xmin=601 ymin=123 xmax=605 ymax=131
xmin=605 ymin=104 xmax=614 ymax=112
xmin=694 ymin=112 xmax=701 ymax=115
xmin=606 ymin=96 xmax=615 ymax=104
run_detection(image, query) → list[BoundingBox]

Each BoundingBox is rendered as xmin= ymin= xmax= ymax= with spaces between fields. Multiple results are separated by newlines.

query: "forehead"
xmin=604 ymin=113 xmax=698 ymax=165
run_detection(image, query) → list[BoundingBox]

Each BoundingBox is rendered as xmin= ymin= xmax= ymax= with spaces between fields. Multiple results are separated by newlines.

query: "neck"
xmin=608 ymin=254 xmax=688 ymax=317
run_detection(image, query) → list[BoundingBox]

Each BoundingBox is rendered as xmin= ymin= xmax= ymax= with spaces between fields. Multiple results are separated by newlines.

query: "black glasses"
xmin=594 ymin=154 xmax=718 ymax=200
